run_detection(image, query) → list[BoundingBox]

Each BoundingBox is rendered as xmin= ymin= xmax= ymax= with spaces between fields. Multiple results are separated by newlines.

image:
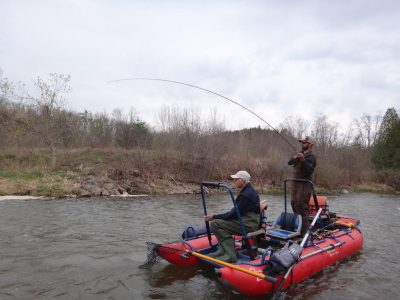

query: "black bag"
xmin=181 ymin=226 xmax=209 ymax=239
xmin=266 ymin=241 xmax=303 ymax=275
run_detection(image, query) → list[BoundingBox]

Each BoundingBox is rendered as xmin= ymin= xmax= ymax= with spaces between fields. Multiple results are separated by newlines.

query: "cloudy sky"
xmin=1 ymin=0 xmax=399 ymax=131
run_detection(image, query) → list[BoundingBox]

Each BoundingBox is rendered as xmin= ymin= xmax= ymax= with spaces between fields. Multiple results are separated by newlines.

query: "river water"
xmin=0 ymin=192 xmax=399 ymax=300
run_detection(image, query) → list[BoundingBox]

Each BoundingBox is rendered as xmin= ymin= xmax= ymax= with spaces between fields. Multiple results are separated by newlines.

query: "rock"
xmin=103 ymin=183 xmax=116 ymax=191
xmin=117 ymin=186 xmax=126 ymax=195
xmin=341 ymin=189 xmax=349 ymax=194
xmin=101 ymin=188 xmax=110 ymax=196
xmin=79 ymin=189 xmax=91 ymax=197
xmin=84 ymin=183 xmax=102 ymax=196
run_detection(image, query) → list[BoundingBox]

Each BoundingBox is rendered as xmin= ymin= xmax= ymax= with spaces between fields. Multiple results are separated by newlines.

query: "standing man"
xmin=204 ymin=170 xmax=260 ymax=263
xmin=288 ymin=136 xmax=317 ymax=236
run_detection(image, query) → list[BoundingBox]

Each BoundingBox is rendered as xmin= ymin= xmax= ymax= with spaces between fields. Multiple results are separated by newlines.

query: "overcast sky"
xmin=1 ymin=0 xmax=399 ymax=131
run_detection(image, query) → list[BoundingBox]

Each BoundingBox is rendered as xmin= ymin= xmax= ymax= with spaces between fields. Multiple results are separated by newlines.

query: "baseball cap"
xmin=231 ymin=170 xmax=251 ymax=182
xmin=298 ymin=136 xmax=314 ymax=145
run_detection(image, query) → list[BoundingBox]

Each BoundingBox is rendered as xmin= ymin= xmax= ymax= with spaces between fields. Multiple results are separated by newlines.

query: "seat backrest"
xmin=309 ymin=195 xmax=328 ymax=215
xmin=274 ymin=212 xmax=301 ymax=232
xmin=259 ymin=207 xmax=268 ymax=229
xmin=259 ymin=200 xmax=268 ymax=229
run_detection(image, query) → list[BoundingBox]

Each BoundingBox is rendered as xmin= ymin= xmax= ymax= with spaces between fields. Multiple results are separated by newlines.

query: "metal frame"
xmin=283 ymin=178 xmax=319 ymax=213
xmin=200 ymin=181 xmax=255 ymax=259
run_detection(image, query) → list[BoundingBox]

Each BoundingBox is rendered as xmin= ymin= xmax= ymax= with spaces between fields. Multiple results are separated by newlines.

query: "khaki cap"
xmin=231 ymin=170 xmax=251 ymax=182
xmin=298 ymin=136 xmax=314 ymax=145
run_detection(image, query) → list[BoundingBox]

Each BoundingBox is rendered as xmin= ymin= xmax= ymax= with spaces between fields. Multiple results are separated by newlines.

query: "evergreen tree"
xmin=372 ymin=107 xmax=400 ymax=169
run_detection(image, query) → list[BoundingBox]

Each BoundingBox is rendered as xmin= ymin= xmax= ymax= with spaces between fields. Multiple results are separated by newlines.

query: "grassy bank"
xmin=0 ymin=148 xmax=399 ymax=197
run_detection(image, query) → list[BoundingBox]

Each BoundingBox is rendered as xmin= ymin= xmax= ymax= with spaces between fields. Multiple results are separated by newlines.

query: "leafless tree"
xmin=27 ymin=74 xmax=71 ymax=169
xmin=0 ymin=73 xmax=71 ymax=169
xmin=311 ymin=114 xmax=339 ymax=153
xmin=280 ymin=115 xmax=310 ymax=140
xmin=352 ymin=113 xmax=383 ymax=149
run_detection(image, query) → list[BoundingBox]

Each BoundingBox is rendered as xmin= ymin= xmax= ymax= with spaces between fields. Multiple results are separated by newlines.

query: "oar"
xmin=272 ymin=208 xmax=323 ymax=300
xmin=313 ymin=218 xmax=355 ymax=234
xmin=184 ymin=249 xmax=278 ymax=283
xmin=149 ymin=242 xmax=277 ymax=283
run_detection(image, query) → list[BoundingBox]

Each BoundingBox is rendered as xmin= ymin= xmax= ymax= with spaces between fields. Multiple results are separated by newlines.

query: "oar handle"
xmin=300 ymin=207 xmax=323 ymax=248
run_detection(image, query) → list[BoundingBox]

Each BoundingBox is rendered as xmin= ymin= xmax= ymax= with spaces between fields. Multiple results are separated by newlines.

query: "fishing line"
xmin=108 ymin=77 xmax=297 ymax=151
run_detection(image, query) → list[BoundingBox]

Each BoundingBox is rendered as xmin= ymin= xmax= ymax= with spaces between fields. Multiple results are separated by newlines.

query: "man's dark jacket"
xmin=288 ymin=151 xmax=316 ymax=180
xmin=213 ymin=183 xmax=260 ymax=220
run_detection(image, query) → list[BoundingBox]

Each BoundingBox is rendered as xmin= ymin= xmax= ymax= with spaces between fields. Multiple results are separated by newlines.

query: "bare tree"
xmin=1 ymin=74 xmax=71 ymax=170
xmin=280 ymin=115 xmax=310 ymax=140
xmin=352 ymin=113 xmax=383 ymax=149
xmin=311 ymin=114 xmax=339 ymax=153
xmin=35 ymin=74 xmax=70 ymax=169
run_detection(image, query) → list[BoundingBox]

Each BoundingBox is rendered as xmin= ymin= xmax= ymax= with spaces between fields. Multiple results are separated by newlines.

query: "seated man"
xmin=204 ymin=170 xmax=260 ymax=262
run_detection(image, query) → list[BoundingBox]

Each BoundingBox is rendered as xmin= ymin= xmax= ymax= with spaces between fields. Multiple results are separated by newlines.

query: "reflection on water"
xmin=0 ymin=193 xmax=399 ymax=299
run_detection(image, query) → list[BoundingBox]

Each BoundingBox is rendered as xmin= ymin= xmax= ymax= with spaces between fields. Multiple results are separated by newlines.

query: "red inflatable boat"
xmin=215 ymin=216 xmax=363 ymax=296
xmin=149 ymin=179 xmax=364 ymax=297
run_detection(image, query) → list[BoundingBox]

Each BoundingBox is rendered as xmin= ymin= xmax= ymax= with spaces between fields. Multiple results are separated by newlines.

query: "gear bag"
xmin=267 ymin=240 xmax=303 ymax=274
xmin=181 ymin=226 xmax=209 ymax=239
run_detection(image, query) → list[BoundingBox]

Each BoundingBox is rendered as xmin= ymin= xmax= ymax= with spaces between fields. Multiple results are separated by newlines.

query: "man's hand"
xmin=295 ymin=152 xmax=305 ymax=161
xmin=204 ymin=215 xmax=213 ymax=222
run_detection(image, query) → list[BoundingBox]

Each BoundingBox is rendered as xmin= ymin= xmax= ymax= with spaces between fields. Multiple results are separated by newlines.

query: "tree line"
xmin=1 ymin=72 xmax=399 ymax=190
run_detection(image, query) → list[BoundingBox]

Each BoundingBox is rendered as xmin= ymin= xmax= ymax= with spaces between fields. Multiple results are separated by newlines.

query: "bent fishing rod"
xmin=108 ymin=77 xmax=297 ymax=151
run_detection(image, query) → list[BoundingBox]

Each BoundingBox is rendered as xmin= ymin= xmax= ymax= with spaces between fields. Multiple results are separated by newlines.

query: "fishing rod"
xmin=108 ymin=77 xmax=297 ymax=151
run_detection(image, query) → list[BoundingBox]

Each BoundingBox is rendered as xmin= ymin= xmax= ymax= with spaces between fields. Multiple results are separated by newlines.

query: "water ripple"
xmin=0 ymin=193 xmax=399 ymax=299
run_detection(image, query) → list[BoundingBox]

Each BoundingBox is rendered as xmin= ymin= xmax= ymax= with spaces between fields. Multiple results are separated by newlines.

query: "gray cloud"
xmin=1 ymin=0 xmax=399 ymax=131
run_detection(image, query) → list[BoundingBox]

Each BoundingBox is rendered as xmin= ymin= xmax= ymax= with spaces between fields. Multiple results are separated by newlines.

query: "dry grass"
xmin=1 ymin=148 xmax=399 ymax=196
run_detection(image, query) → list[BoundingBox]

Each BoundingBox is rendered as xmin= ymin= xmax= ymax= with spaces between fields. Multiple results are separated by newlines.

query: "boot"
xmin=214 ymin=238 xmax=237 ymax=263
xmin=208 ymin=244 xmax=226 ymax=258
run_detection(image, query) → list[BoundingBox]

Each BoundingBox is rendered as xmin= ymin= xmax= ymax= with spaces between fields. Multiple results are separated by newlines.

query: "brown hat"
xmin=298 ymin=136 xmax=314 ymax=145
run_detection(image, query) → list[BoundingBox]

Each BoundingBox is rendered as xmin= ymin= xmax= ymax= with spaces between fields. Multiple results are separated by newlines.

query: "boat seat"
xmin=265 ymin=212 xmax=302 ymax=240
xmin=247 ymin=200 xmax=268 ymax=238
xmin=241 ymin=201 xmax=268 ymax=259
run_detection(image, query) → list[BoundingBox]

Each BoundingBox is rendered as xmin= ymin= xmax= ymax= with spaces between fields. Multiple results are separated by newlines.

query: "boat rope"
xmin=108 ymin=77 xmax=298 ymax=151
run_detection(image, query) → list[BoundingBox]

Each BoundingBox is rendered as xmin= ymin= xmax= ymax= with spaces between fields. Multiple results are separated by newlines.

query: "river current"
xmin=0 ymin=192 xmax=399 ymax=299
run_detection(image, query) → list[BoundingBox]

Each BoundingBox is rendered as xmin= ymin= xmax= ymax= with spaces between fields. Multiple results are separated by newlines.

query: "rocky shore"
xmin=1 ymin=166 xmax=397 ymax=199
xmin=77 ymin=173 xmax=200 ymax=198
xmin=0 ymin=167 xmax=203 ymax=198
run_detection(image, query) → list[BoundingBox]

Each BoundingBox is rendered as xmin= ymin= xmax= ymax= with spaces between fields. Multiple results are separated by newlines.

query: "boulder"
xmin=79 ymin=189 xmax=92 ymax=197
xmin=84 ymin=182 xmax=102 ymax=196
xmin=101 ymin=188 xmax=111 ymax=196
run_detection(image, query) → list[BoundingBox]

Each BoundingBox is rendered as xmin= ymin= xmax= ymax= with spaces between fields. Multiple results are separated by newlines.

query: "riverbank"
xmin=0 ymin=172 xmax=397 ymax=198
xmin=0 ymin=170 xmax=201 ymax=198
xmin=0 ymin=148 xmax=398 ymax=198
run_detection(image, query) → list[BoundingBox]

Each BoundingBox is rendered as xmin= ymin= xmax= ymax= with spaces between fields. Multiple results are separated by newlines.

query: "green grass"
xmin=0 ymin=169 xmax=44 ymax=180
